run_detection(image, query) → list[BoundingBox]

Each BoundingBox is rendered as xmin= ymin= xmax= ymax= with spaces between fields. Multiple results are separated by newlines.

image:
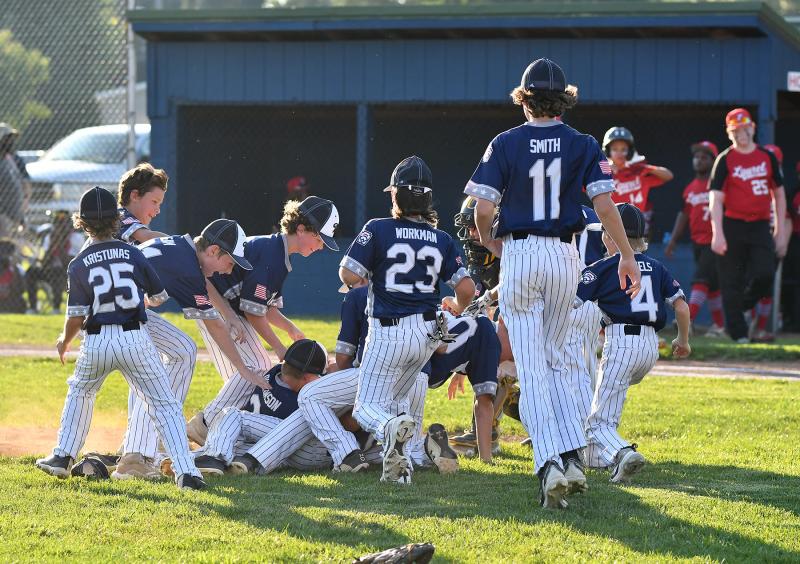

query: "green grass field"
xmin=1 ymin=355 xmax=799 ymax=561
xmin=4 ymin=313 xmax=800 ymax=362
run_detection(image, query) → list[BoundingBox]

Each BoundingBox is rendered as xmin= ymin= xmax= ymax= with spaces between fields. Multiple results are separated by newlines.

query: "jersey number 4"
xmin=89 ymin=264 xmax=140 ymax=313
xmin=530 ymin=158 xmax=561 ymax=221
xmin=386 ymin=243 xmax=443 ymax=294
xmin=630 ymin=275 xmax=657 ymax=322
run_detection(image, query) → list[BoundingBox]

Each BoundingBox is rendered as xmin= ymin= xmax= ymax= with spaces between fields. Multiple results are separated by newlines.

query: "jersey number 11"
xmin=530 ymin=157 xmax=561 ymax=222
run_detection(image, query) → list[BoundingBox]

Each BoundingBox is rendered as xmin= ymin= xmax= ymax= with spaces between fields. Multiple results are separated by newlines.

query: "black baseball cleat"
xmin=35 ymin=454 xmax=73 ymax=478
xmin=194 ymin=455 xmax=228 ymax=477
xmin=610 ymin=445 xmax=646 ymax=484
xmin=177 ymin=474 xmax=206 ymax=491
xmin=229 ymin=453 xmax=262 ymax=475
xmin=336 ymin=450 xmax=369 ymax=473
xmin=424 ymin=424 xmax=459 ymax=474
xmin=83 ymin=452 xmax=121 ymax=471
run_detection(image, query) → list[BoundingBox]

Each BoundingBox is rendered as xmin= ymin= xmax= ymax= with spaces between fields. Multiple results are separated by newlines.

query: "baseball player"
xmin=116 ymin=219 xmax=269 ymax=479
xmin=603 ymin=126 xmax=673 ymax=237
xmin=665 ymin=141 xmax=726 ymax=337
xmin=34 ymin=187 xmax=204 ymax=490
xmin=336 ymin=282 xmax=494 ymax=466
xmin=577 ymin=203 xmax=691 ymax=482
xmin=187 ymin=196 xmax=340 ymax=445
xmin=465 ymin=57 xmax=641 ymax=509
xmin=339 ymin=155 xmax=474 ymax=484
xmin=116 ymin=163 xmax=169 ymax=245
xmin=709 ymin=108 xmax=786 ymax=343
xmin=188 ymin=340 xmax=346 ymax=476
xmin=748 ymin=143 xmax=787 ymax=342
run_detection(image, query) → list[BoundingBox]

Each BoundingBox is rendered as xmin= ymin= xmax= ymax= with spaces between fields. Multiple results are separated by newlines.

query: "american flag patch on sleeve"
xmin=122 ymin=216 xmax=137 ymax=225
xmin=599 ymin=160 xmax=612 ymax=175
xmin=254 ymin=284 xmax=268 ymax=300
xmin=194 ymin=294 xmax=211 ymax=307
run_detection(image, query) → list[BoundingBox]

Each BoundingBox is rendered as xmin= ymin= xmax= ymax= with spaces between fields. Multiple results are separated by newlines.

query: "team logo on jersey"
xmin=456 ymin=255 xmax=463 ymax=266
xmin=580 ymin=271 xmax=597 ymax=284
xmin=482 ymin=143 xmax=493 ymax=163
xmin=355 ymin=230 xmax=372 ymax=246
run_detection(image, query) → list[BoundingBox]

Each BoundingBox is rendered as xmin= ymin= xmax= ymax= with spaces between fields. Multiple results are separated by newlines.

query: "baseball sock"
xmin=708 ymin=291 xmax=724 ymax=327
xmin=689 ymin=283 xmax=709 ymax=321
xmin=756 ymin=298 xmax=772 ymax=331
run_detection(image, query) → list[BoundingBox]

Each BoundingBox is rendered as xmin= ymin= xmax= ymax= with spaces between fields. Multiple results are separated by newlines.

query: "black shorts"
xmin=692 ymin=243 xmax=719 ymax=291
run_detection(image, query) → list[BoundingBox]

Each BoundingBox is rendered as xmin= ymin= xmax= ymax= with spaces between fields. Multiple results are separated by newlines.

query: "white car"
xmin=25 ymin=124 xmax=150 ymax=225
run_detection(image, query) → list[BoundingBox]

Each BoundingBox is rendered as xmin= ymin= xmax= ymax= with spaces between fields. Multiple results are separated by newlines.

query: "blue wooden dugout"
xmin=131 ymin=2 xmax=800 ymax=316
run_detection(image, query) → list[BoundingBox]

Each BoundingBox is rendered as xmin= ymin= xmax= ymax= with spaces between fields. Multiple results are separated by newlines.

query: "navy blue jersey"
xmin=465 ymin=121 xmax=615 ymax=238
xmin=335 ymin=285 xmax=368 ymax=363
xmin=117 ymin=207 xmax=147 ymax=244
xmin=576 ymin=253 xmax=685 ymax=331
xmin=241 ymin=364 xmax=299 ymax=420
xmin=211 ymin=234 xmax=291 ymax=317
xmin=341 ymin=218 xmax=469 ymax=318
xmin=66 ymin=240 xmax=165 ymax=326
xmin=577 ymin=206 xmax=605 ymax=266
xmin=425 ymin=315 xmax=500 ymax=396
xmin=138 ymin=235 xmax=219 ymax=320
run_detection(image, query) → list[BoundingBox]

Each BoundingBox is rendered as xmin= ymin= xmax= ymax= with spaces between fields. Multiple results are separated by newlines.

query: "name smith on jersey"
xmin=529 ymin=138 xmax=561 ymax=154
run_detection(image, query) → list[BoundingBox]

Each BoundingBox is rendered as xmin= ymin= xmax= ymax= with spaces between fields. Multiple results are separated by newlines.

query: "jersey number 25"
xmin=386 ymin=243 xmax=443 ymax=294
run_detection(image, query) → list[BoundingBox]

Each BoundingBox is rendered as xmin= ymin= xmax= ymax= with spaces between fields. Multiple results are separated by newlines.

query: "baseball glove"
xmin=502 ymin=385 xmax=521 ymax=421
xmin=71 ymin=456 xmax=111 ymax=479
xmin=353 ymin=543 xmax=435 ymax=564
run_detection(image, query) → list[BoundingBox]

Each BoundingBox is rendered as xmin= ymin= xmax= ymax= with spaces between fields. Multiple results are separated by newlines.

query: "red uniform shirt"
xmin=709 ymin=145 xmax=783 ymax=222
xmin=610 ymin=163 xmax=666 ymax=211
xmin=682 ymin=178 xmax=712 ymax=245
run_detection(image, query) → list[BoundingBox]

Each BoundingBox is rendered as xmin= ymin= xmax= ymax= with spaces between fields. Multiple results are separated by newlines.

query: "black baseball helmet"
xmin=602 ymin=126 xmax=635 ymax=160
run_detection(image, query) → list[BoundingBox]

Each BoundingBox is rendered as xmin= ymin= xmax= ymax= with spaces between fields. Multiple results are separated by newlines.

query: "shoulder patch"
xmin=580 ymin=271 xmax=597 ymax=285
xmin=673 ymin=279 xmax=681 ymax=287
xmin=355 ymin=230 xmax=372 ymax=246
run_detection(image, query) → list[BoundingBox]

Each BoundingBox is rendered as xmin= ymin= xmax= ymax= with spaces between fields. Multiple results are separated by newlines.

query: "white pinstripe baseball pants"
xmin=354 ymin=315 xmax=439 ymax=450
xmin=584 ymin=324 xmax=659 ymax=468
xmin=402 ymin=372 xmax=431 ymax=466
xmin=53 ymin=325 xmax=199 ymax=478
xmin=499 ymin=235 xmax=585 ymax=473
xmin=202 ymin=407 xmax=331 ymax=472
xmin=197 ymin=318 xmax=274 ymax=426
xmin=122 ymin=310 xmax=197 ymax=459
xmin=563 ymin=300 xmax=604 ymax=423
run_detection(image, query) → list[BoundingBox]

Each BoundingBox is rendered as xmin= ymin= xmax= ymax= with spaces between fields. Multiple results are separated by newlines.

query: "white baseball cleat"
xmin=111 ymin=453 xmax=162 ymax=480
xmin=380 ymin=415 xmax=415 ymax=484
xmin=562 ymin=457 xmax=588 ymax=494
xmin=610 ymin=446 xmax=646 ymax=484
xmin=380 ymin=449 xmax=411 ymax=485
xmin=538 ymin=461 xmax=569 ymax=509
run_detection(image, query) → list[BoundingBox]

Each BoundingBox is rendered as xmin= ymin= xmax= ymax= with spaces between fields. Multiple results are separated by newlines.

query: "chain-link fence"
xmin=1 ymin=0 xmax=129 ymax=312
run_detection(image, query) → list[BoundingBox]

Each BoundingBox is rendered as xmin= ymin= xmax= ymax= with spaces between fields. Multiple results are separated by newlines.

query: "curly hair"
xmin=118 ymin=163 xmax=168 ymax=206
xmin=280 ymin=199 xmax=319 ymax=235
xmin=510 ymin=85 xmax=578 ymax=118
xmin=72 ymin=213 xmax=120 ymax=241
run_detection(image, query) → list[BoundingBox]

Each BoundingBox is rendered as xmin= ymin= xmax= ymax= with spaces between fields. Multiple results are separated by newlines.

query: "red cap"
xmin=286 ymin=176 xmax=308 ymax=194
xmin=691 ymin=140 xmax=718 ymax=158
xmin=726 ymin=108 xmax=753 ymax=129
xmin=763 ymin=144 xmax=783 ymax=165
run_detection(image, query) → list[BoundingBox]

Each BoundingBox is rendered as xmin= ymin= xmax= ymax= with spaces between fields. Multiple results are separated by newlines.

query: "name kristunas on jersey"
xmin=82 ymin=247 xmax=131 ymax=267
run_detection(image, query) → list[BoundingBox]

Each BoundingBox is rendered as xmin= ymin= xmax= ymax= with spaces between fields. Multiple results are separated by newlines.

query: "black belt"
xmin=511 ymin=231 xmax=574 ymax=244
xmin=378 ymin=311 xmax=436 ymax=327
xmin=86 ymin=320 xmax=141 ymax=335
xmin=623 ymin=324 xmax=641 ymax=336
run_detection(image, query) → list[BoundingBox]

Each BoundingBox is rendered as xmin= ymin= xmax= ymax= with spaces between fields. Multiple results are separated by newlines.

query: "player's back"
xmin=241 ymin=365 xmax=299 ymax=420
xmin=479 ymin=122 xmax=599 ymax=238
xmin=578 ymin=206 xmax=605 ymax=266
xmin=357 ymin=217 xmax=460 ymax=318
xmin=139 ymin=235 xmax=198 ymax=281
xmin=429 ymin=315 xmax=499 ymax=377
xmin=336 ymin=285 xmax=369 ymax=363
xmin=578 ymin=252 xmax=682 ymax=331
xmin=68 ymin=240 xmax=156 ymax=327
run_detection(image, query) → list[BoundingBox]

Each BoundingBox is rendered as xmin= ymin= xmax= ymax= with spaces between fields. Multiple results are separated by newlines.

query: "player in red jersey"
xmin=602 ymin=126 xmax=673 ymax=237
xmin=709 ymin=108 xmax=787 ymax=343
xmin=665 ymin=141 xmax=725 ymax=336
